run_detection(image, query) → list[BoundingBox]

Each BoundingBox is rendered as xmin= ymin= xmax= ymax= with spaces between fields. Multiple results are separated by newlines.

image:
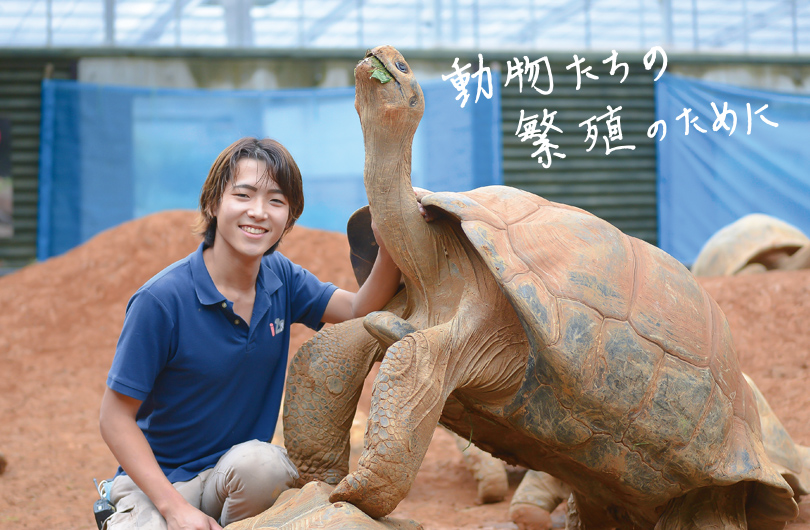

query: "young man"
xmin=99 ymin=137 xmax=402 ymax=530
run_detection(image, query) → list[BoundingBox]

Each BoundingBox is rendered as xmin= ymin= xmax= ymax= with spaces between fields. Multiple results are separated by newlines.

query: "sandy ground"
xmin=1 ymin=209 xmax=809 ymax=529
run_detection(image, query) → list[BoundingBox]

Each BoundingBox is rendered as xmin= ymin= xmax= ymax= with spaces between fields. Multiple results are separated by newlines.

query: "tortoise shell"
xmin=744 ymin=373 xmax=810 ymax=496
xmin=346 ymin=186 xmax=797 ymax=524
xmin=225 ymin=481 xmax=421 ymax=529
xmin=692 ymin=213 xmax=810 ymax=277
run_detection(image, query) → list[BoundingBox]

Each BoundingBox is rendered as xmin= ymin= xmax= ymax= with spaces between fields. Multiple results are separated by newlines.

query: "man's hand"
xmin=100 ymin=388 xmax=223 ymax=530
xmin=414 ymin=188 xmax=438 ymax=222
xmin=416 ymin=201 xmax=437 ymax=222
xmin=370 ymin=217 xmax=387 ymax=255
xmin=164 ymin=501 xmax=222 ymax=530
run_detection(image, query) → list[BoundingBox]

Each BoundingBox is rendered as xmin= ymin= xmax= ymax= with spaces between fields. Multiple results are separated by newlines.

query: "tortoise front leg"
xmin=284 ymin=318 xmax=382 ymax=485
xmin=329 ymin=321 xmax=460 ymax=518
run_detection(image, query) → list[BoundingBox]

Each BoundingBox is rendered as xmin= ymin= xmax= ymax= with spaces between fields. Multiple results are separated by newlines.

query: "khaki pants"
xmin=104 ymin=440 xmax=298 ymax=529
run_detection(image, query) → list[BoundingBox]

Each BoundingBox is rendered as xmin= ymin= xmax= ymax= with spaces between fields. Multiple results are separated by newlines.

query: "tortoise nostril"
xmin=396 ymin=62 xmax=408 ymax=73
xmin=409 ymin=96 xmax=418 ymax=107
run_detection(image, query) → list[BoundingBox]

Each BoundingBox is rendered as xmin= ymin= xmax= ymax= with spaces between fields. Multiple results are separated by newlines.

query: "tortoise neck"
xmin=363 ymin=126 xmax=434 ymax=285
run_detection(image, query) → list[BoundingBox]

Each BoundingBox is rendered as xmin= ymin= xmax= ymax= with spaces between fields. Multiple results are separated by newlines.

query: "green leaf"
xmin=370 ymin=68 xmax=392 ymax=84
xmin=368 ymin=56 xmax=393 ymax=84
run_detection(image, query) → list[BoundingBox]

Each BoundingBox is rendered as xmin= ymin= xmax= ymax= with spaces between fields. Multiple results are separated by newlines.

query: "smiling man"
xmin=99 ymin=137 xmax=402 ymax=530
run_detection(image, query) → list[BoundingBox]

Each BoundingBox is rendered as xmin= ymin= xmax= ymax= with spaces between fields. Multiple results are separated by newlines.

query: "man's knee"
xmin=202 ymin=441 xmax=299 ymax=525
xmin=104 ymin=477 xmax=166 ymax=530
xmin=221 ymin=440 xmax=299 ymax=493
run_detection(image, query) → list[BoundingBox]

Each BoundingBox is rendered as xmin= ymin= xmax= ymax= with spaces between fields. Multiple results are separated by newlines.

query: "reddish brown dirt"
xmin=0 ymin=210 xmax=809 ymax=529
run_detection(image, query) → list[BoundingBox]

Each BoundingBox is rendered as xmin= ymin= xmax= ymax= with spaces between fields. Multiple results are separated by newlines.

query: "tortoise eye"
xmin=395 ymin=61 xmax=408 ymax=73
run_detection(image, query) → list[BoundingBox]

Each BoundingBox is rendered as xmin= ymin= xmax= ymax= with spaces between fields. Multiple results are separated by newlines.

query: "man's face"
xmin=213 ymin=158 xmax=290 ymax=260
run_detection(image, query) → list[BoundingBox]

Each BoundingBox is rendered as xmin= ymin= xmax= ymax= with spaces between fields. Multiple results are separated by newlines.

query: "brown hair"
xmin=194 ymin=137 xmax=304 ymax=254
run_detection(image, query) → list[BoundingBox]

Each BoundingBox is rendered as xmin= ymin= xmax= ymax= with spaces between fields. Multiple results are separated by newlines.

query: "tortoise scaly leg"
xmin=329 ymin=293 xmax=526 ymax=518
xmin=284 ymin=318 xmax=383 ymax=485
xmin=509 ymin=470 xmax=570 ymax=530
xmin=451 ymin=431 xmax=509 ymax=504
xmin=330 ymin=320 xmax=462 ymax=517
xmin=564 ymin=492 xmax=618 ymax=530
xmin=366 ymin=309 xmax=510 ymax=506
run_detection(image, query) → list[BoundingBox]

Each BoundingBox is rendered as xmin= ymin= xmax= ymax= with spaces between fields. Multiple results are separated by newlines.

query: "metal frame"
xmin=1 ymin=0 xmax=807 ymax=54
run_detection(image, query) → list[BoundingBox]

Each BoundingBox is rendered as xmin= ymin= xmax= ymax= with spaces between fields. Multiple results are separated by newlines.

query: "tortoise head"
xmin=354 ymin=45 xmax=425 ymax=138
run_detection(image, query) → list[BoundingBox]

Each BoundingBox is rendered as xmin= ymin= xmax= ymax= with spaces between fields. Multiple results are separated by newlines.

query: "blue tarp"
xmin=38 ymin=74 xmax=501 ymax=260
xmin=656 ymin=73 xmax=810 ymax=265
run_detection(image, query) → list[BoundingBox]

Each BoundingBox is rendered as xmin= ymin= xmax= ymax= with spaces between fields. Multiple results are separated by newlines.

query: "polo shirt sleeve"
xmin=107 ymin=289 xmax=177 ymax=401
xmin=280 ymin=255 xmax=338 ymax=330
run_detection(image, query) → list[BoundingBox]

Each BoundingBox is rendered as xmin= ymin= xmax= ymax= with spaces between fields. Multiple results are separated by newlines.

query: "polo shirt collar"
xmin=190 ymin=243 xmax=283 ymax=306
xmin=190 ymin=243 xmax=224 ymax=306
xmin=256 ymin=254 xmax=283 ymax=300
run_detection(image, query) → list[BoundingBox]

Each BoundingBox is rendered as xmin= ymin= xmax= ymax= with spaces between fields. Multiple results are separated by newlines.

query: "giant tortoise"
xmin=282 ymin=45 xmax=807 ymax=528
xmin=692 ymin=213 xmax=810 ymax=276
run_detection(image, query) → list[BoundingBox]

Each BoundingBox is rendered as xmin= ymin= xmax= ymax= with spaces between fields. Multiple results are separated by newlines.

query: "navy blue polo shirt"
xmin=107 ymin=243 xmax=338 ymax=483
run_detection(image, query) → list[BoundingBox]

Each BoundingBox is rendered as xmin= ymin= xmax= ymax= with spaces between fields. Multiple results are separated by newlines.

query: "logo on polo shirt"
xmin=270 ymin=318 xmax=286 ymax=337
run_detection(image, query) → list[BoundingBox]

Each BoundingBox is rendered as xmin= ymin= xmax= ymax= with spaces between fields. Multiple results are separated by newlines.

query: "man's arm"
xmin=99 ymin=387 xmax=222 ymax=530
xmin=322 ymin=191 xmax=438 ymax=325
xmin=321 ymin=236 xmax=400 ymax=324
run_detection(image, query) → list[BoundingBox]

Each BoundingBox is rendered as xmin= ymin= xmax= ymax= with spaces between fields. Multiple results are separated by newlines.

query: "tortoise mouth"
xmin=355 ymin=46 xmax=424 ymax=115
xmin=357 ymin=49 xmax=397 ymax=85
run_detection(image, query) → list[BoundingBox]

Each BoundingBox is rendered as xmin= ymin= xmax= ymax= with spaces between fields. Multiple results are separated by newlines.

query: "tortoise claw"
xmin=330 ymin=469 xmax=395 ymax=519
